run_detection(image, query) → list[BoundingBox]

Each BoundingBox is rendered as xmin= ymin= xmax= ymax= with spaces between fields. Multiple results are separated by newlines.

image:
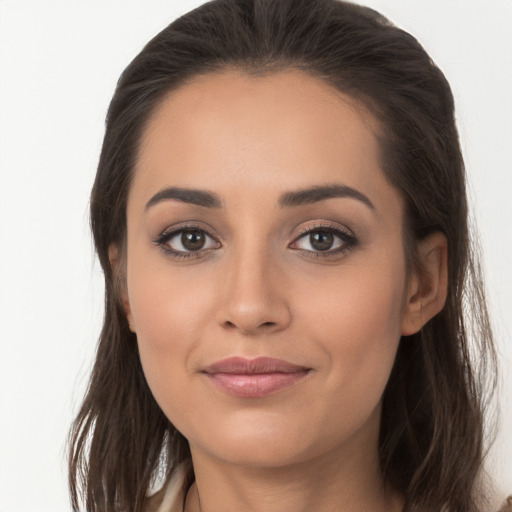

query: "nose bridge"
xmin=218 ymin=235 xmax=290 ymax=334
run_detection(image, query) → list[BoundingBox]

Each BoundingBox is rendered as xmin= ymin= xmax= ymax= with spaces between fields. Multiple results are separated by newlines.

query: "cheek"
xmin=125 ymin=253 xmax=216 ymax=402
xmin=127 ymin=245 xmax=218 ymax=336
xmin=298 ymin=256 xmax=406 ymax=408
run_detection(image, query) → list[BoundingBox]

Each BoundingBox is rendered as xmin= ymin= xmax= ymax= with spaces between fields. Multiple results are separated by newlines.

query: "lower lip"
xmin=205 ymin=371 xmax=310 ymax=398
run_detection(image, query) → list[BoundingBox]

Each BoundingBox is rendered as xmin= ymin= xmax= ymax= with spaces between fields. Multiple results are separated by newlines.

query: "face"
xmin=122 ymin=69 xmax=413 ymax=469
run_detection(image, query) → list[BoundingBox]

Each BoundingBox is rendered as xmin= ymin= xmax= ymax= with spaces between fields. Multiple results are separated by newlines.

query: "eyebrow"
xmin=145 ymin=187 xmax=223 ymax=210
xmin=278 ymin=184 xmax=375 ymax=210
xmin=145 ymin=183 xmax=374 ymax=211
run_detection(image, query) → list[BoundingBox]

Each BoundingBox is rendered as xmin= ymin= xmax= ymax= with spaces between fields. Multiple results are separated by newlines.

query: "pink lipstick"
xmin=201 ymin=356 xmax=311 ymax=398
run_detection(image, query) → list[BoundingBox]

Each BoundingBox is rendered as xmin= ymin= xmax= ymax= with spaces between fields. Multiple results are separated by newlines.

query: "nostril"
xmin=222 ymin=320 xmax=278 ymax=332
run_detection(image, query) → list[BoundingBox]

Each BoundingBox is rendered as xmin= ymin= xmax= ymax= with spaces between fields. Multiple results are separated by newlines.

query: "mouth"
xmin=201 ymin=356 xmax=312 ymax=398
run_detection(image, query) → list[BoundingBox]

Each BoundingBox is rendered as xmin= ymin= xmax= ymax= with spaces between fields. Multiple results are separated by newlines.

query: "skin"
xmin=117 ymin=69 xmax=447 ymax=512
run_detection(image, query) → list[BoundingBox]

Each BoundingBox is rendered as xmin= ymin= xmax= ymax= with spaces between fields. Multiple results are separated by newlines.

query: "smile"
xmin=201 ymin=356 xmax=312 ymax=398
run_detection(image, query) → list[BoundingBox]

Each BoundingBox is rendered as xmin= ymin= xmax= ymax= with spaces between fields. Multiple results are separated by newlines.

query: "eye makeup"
xmin=289 ymin=221 xmax=358 ymax=260
xmin=153 ymin=223 xmax=221 ymax=260
xmin=153 ymin=219 xmax=358 ymax=261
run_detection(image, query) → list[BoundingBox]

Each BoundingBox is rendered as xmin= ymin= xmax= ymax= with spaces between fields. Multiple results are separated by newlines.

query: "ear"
xmin=401 ymin=232 xmax=448 ymax=336
xmin=108 ymin=243 xmax=136 ymax=333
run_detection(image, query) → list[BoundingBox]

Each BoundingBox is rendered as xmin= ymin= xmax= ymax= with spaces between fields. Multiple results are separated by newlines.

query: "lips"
xmin=201 ymin=356 xmax=312 ymax=398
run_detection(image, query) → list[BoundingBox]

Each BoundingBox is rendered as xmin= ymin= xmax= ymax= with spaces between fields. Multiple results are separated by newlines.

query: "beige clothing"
xmin=145 ymin=463 xmax=188 ymax=512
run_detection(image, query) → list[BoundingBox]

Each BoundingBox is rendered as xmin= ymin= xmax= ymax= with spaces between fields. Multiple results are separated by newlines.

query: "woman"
xmin=68 ymin=0 xmax=504 ymax=511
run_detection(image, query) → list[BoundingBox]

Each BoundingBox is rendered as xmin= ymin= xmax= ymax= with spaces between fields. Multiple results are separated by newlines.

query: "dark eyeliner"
xmin=153 ymin=224 xmax=220 ymax=259
xmin=291 ymin=223 xmax=358 ymax=258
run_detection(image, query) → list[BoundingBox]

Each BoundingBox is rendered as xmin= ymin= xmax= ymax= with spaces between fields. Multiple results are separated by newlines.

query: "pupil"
xmin=310 ymin=231 xmax=333 ymax=251
xmin=182 ymin=230 xmax=205 ymax=251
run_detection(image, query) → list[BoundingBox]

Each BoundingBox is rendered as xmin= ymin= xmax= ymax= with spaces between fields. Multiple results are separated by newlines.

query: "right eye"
xmin=155 ymin=227 xmax=220 ymax=256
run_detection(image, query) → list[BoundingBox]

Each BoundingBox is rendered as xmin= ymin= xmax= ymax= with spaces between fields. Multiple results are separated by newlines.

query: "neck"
xmin=184 ymin=436 xmax=403 ymax=512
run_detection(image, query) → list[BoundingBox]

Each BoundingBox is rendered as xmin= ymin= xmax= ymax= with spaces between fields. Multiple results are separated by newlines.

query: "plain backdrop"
xmin=0 ymin=1 xmax=511 ymax=510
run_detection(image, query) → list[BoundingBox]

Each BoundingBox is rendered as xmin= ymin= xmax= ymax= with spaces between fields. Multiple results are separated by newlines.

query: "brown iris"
xmin=310 ymin=231 xmax=334 ymax=251
xmin=181 ymin=229 xmax=206 ymax=251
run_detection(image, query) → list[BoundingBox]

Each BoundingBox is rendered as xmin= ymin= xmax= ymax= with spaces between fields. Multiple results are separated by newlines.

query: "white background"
xmin=0 ymin=1 xmax=510 ymax=510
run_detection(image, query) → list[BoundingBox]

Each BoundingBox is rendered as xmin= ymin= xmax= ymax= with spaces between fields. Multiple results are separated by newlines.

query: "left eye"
xmin=291 ymin=228 xmax=354 ymax=253
xmin=158 ymin=228 xmax=219 ymax=253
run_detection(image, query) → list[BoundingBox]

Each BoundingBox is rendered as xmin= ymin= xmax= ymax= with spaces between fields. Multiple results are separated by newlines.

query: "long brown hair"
xmin=68 ymin=1 xmax=497 ymax=511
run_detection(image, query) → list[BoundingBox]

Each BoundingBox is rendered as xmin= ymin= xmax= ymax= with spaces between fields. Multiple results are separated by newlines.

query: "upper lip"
xmin=202 ymin=356 xmax=311 ymax=374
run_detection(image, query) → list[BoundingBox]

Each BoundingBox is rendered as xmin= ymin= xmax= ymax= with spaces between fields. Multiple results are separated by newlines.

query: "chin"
xmin=186 ymin=406 xmax=363 ymax=470
xmin=202 ymin=437 xmax=311 ymax=469
xmin=186 ymin=410 xmax=318 ymax=468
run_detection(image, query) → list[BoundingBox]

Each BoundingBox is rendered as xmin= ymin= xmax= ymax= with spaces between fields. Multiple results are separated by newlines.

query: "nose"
xmin=216 ymin=246 xmax=291 ymax=336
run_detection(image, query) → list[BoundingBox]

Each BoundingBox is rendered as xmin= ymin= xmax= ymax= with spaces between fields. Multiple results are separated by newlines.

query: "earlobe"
xmin=108 ymin=243 xmax=136 ymax=333
xmin=401 ymin=232 xmax=448 ymax=336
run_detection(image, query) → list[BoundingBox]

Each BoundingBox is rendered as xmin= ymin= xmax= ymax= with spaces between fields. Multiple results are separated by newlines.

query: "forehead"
xmin=131 ymin=69 xmax=397 ymax=213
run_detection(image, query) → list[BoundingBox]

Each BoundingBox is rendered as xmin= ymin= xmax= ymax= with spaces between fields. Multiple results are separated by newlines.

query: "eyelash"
xmin=290 ymin=223 xmax=358 ymax=259
xmin=153 ymin=224 xmax=220 ymax=260
xmin=153 ymin=222 xmax=358 ymax=260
